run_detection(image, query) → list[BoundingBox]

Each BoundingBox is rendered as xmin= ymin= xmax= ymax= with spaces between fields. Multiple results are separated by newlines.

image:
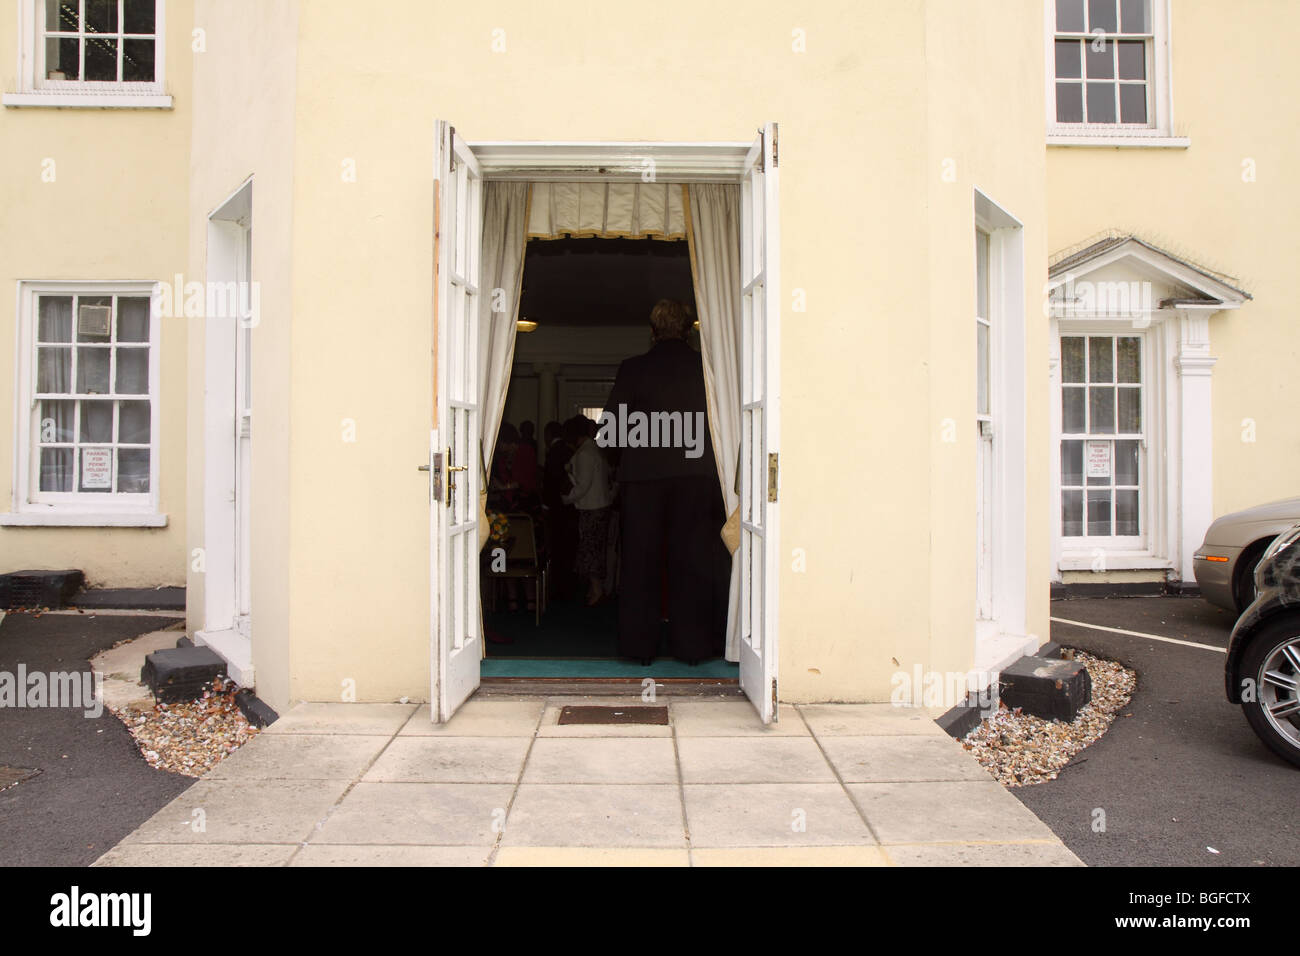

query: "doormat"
xmin=0 ymin=766 xmax=40 ymax=791
xmin=557 ymin=705 xmax=669 ymax=726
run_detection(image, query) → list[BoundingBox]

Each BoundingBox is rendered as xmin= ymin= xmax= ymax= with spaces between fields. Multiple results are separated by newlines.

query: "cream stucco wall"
xmin=258 ymin=0 xmax=1051 ymax=706
xmin=0 ymin=0 xmax=192 ymax=586
xmin=1046 ymin=1 xmax=1300 ymax=533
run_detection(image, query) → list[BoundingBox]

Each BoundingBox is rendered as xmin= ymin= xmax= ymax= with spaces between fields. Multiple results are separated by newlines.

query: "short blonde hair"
xmin=649 ymin=299 xmax=692 ymax=342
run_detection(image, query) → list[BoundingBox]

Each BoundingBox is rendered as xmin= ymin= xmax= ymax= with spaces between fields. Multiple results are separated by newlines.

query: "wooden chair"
xmin=486 ymin=512 xmax=548 ymax=626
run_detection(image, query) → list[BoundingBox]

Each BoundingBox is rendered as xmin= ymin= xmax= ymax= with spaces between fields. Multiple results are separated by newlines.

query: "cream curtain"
xmin=685 ymin=183 xmax=743 ymax=662
xmin=528 ymin=182 xmax=687 ymax=240
xmin=477 ymin=181 xmax=531 ymax=546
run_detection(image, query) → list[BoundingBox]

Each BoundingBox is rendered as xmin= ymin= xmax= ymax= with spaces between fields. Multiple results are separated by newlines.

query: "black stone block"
xmin=234 ymin=689 xmax=279 ymax=729
xmin=140 ymin=647 xmax=226 ymax=703
xmin=0 ymin=570 xmax=84 ymax=609
xmin=1000 ymin=655 xmax=1092 ymax=722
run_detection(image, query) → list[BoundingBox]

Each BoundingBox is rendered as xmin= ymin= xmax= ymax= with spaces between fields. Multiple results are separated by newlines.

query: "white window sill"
xmin=1048 ymin=133 xmax=1190 ymax=149
xmin=1059 ymin=551 xmax=1173 ymax=571
xmin=3 ymin=91 xmax=173 ymax=109
xmin=0 ymin=510 xmax=168 ymax=528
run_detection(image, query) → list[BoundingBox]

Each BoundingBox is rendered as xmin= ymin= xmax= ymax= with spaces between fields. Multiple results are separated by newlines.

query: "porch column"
xmin=1173 ymin=310 xmax=1217 ymax=584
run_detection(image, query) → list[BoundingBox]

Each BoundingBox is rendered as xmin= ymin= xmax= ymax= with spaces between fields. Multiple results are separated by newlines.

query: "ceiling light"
xmin=517 ymin=318 xmax=539 ymax=333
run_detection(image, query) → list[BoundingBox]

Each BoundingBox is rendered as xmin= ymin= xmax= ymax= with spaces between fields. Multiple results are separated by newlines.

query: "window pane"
xmin=1057 ymin=0 xmax=1085 ymax=32
xmin=1117 ymin=40 xmax=1145 ymax=79
xmin=76 ymin=296 xmax=112 ymax=341
xmin=1116 ymin=489 xmax=1140 ymax=535
xmin=40 ymin=400 xmax=75 ymax=443
xmin=1088 ymin=0 xmax=1117 ymax=33
xmin=37 ymin=347 xmax=71 ymax=393
xmin=123 ymin=37 xmax=154 ymax=81
xmin=83 ymin=37 xmax=117 ymax=81
xmin=1062 ymin=440 xmax=1084 ymax=486
xmin=1089 ymin=386 xmax=1115 ymax=434
xmin=124 ymin=0 xmax=156 ymax=33
xmin=119 ymin=400 xmax=150 ymax=444
xmin=1115 ymin=439 xmax=1140 ymax=485
xmin=1063 ymin=489 xmax=1084 ymax=536
xmin=976 ymin=323 xmax=989 ymax=416
xmin=975 ymin=231 xmax=989 ymax=318
xmin=1062 ymin=337 xmax=1086 ymax=382
xmin=1087 ymin=490 xmax=1113 ymax=535
xmin=1063 ymin=387 xmax=1086 ymax=432
xmin=118 ymin=449 xmax=150 ymax=493
xmin=80 ymin=400 xmax=113 ymax=443
xmin=46 ymin=0 xmax=78 ymax=31
xmin=38 ymin=297 xmax=73 ymax=341
xmin=117 ymin=297 xmax=150 ymax=342
xmin=1116 ymin=336 xmax=1140 ymax=382
xmin=85 ymin=0 xmax=117 ymax=33
xmin=1056 ymin=83 xmax=1084 ymax=123
xmin=40 ymin=447 xmax=73 ymax=492
xmin=45 ymin=37 xmax=79 ymax=79
xmin=1089 ymin=336 xmax=1113 ymax=382
xmin=1055 ymin=39 xmax=1082 ymax=79
xmin=1117 ymin=387 xmax=1142 ymax=432
xmin=1120 ymin=0 xmax=1149 ymax=32
xmin=79 ymin=448 xmax=112 ymax=493
xmin=1085 ymin=43 xmax=1115 ymax=79
xmin=1119 ymin=83 xmax=1148 ymax=123
xmin=77 ymin=347 xmax=110 ymax=393
xmin=1086 ymin=81 xmax=1117 ymax=123
xmin=116 ymin=348 xmax=149 ymax=394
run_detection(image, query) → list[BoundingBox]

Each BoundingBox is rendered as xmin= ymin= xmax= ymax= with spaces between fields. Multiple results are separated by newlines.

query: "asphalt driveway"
xmin=0 ymin=611 xmax=192 ymax=866
xmin=1015 ymin=595 xmax=1298 ymax=866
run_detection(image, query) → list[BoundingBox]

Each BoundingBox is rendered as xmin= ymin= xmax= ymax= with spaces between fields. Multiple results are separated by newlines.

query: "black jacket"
xmin=603 ymin=338 xmax=717 ymax=483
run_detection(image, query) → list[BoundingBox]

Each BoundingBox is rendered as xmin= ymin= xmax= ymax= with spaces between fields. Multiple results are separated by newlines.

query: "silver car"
xmin=1194 ymin=496 xmax=1300 ymax=612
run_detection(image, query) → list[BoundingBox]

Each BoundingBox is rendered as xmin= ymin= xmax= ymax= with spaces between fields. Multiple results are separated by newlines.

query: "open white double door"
xmin=429 ymin=121 xmax=781 ymax=723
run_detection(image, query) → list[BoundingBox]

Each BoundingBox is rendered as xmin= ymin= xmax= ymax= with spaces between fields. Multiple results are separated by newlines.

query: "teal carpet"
xmin=482 ymin=594 xmax=736 ymax=679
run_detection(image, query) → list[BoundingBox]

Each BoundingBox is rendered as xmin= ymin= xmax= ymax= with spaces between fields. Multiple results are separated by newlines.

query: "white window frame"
xmin=1057 ymin=327 xmax=1149 ymax=553
xmin=3 ymin=0 xmax=171 ymax=109
xmin=1044 ymin=0 xmax=1187 ymax=147
xmin=3 ymin=280 xmax=165 ymax=527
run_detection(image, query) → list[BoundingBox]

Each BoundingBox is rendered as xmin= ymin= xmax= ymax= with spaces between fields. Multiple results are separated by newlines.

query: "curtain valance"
xmin=526 ymin=182 xmax=687 ymax=240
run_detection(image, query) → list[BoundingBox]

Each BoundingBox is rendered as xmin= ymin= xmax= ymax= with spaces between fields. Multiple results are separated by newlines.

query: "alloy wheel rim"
xmin=1258 ymin=636 xmax=1300 ymax=749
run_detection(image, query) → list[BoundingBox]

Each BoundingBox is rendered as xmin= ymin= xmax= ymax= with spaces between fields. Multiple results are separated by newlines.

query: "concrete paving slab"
xmin=206 ymin=733 xmax=390 ymax=781
xmin=798 ymin=703 xmax=946 ymax=736
xmin=400 ymin=700 xmax=544 ymax=736
xmin=494 ymin=847 xmax=690 ymax=866
xmin=882 ymin=841 xmax=1083 ymax=866
xmin=264 ymin=702 xmax=417 ymax=736
xmin=820 ymin=735 xmax=996 ymax=783
xmin=503 ymin=784 xmax=685 ymax=847
xmin=676 ymin=737 xmax=837 ymax=783
xmin=691 ymin=846 xmax=892 ymax=866
xmin=291 ymin=844 xmax=492 ymax=866
xmin=93 ymin=843 xmax=298 ymax=867
xmin=683 ymin=783 xmax=874 ymax=847
xmin=671 ymin=701 xmax=809 ymax=736
xmin=362 ymin=736 xmax=531 ymax=783
xmin=847 ymin=781 xmax=1061 ymax=844
xmin=311 ymin=782 xmax=512 ymax=846
xmin=119 ymin=778 xmax=351 ymax=845
xmin=522 ymin=737 xmax=677 ymax=784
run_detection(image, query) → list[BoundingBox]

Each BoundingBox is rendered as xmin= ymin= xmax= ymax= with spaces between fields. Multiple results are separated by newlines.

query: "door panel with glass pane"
xmin=1061 ymin=333 xmax=1144 ymax=544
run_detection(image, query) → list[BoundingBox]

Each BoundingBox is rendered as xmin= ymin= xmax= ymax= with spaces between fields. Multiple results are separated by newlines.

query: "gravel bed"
xmin=962 ymin=649 xmax=1136 ymax=787
xmin=111 ymin=678 xmax=259 ymax=777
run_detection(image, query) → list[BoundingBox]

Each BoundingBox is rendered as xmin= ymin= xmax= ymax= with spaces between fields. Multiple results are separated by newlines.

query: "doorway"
xmin=481 ymin=237 xmax=735 ymax=678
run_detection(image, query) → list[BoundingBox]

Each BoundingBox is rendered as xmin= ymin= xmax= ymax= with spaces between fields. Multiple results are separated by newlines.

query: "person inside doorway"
xmin=562 ymin=415 xmax=615 ymax=606
xmin=604 ymin=299 xmax=720 ymax=665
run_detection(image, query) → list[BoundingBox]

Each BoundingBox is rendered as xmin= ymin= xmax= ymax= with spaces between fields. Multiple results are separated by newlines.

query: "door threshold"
xmin=477 ymin=678 xmax=743 ymax=698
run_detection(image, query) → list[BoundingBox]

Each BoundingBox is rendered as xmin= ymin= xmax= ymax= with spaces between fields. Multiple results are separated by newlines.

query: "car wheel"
xmin=1240 ymin=617 xmax=1300 ymax=769
xmin=1233 ymin=539 xmax=1274 ymax=612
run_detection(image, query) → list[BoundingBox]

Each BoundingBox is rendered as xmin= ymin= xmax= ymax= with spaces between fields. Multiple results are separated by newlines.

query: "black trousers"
xmin=618 ymin=475 xmax=719 ymax=660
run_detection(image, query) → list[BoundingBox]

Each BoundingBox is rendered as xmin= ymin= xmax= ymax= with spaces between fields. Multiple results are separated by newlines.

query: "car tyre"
xmin=1239 ymin=616 xmax=1300 ymax=769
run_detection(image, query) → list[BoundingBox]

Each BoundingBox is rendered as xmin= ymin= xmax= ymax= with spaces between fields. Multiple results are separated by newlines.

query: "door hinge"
xmin=771 ymin=679 xmax=778 ymax=720
xmin=448 ymin=125 xmax=457 ymax=172
xmin=767 ymin=452 xmax=779 ymax=503
xmin=770 ymin=123 xmax=778 ymax=168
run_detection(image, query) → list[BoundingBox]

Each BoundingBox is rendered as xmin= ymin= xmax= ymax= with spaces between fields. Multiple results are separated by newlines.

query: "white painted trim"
xmin=0 ymin=510 xmax=166 ymax=527
xmin=468 ymin=140 xmax=752 ymax=182
xmin=1048 ymin=237 xmax=1250 ymax=308
xmin=1046 ymin=134 xmax=1188 ymax=148
xmin=3 ymin=91 xmax=172 ymax=108
xmin=193 ymin=627 xmax=255 ymax=686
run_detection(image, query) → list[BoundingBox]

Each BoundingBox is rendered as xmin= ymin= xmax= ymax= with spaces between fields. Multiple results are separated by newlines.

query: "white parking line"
xmin=1050 ymin=616 xmax=1227 ymax=654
